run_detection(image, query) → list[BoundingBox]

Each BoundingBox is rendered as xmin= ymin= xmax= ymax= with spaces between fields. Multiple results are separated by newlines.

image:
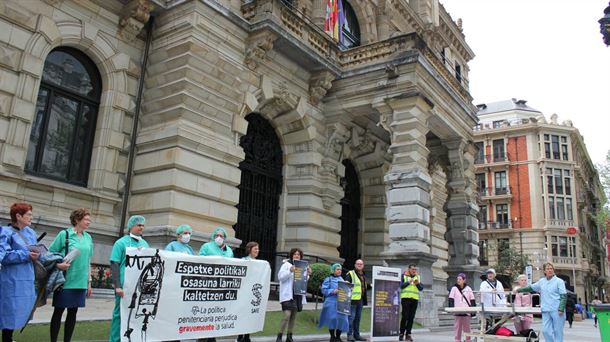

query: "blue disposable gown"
xmin=318 ymin=275 xmax=349 ymax=331
xmin=0 ymin=225 xmax=37 ymax=330
xmin=165 ymin=240 xmax=194 ymax=255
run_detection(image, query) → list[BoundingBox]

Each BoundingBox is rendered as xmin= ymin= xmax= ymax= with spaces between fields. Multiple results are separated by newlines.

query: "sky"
xmin=441 ymin=0 xmax=610 ymax=165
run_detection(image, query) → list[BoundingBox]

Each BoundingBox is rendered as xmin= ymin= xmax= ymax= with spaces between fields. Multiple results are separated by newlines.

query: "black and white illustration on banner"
xmin=124 ymin=249 xmax=165 ymax=341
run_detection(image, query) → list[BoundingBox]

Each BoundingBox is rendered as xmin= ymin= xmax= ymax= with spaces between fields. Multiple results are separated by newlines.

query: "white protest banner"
xmin=120 ymin=248 xmax=271 ymax=341
xmin=370 ymin=266 xmax=401 ymax=342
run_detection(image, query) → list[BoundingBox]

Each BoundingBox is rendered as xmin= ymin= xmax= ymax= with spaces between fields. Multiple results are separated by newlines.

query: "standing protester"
xmin=512 ymin=274 xmax=533 ymax=334
xmin=109 ymin=215 xmax=149 ymax=342
xmin=0 ymin=203 xmax=38 ymax=342
xmin=592 ymin=296 xmax=602 ymax=327
xmin=237 ymin=241 xmax=259 ymax=342
xmin=399 ymin=264 xmax=422 ymax=341
xmin=199 ymin=227 xmax=233 ymax=257
xmin=49 ymin=208 xmax=94 ymax=342
xmin=165 ymin=224 xmax=194 ymax=255
xmin=565 ymin=286 xmax=576 ymax=328
xmin=276 ymin=248 xmax=309 ymax=342
xmin=516 ymin=262 xmax=566 ymax=342
xmin=448 ymin=273 xmax=476 ymax=342
xmin=345 ymin=259 xmax=368 ymax=341
xmin=479 ymin=268 xmax=506 ymax=330
xmin=318 ymin=263 xmax=349 ymax=342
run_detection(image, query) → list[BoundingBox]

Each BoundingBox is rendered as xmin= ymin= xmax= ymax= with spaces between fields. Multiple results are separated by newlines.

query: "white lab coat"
xmin=277 ymin=260 xmax=307 ymax=305
xmin=480 ymin=279 xmax=507 ymax=308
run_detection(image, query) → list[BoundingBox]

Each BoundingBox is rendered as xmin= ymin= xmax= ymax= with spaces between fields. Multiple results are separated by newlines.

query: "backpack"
xmin=495 ymin=326 xmax=514 ymax=336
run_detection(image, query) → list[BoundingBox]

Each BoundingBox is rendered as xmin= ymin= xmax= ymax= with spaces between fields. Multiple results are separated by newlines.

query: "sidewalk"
xmin=32 ymin=297 xmax=602 ymax=341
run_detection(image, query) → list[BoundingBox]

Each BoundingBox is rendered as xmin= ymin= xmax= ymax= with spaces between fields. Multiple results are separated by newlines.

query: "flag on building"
xmin=324 ymin=0 xmax=344 ymax=44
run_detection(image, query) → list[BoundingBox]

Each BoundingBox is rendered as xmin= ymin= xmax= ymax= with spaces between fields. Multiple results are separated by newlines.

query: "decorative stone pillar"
xmin=443 ymin=139 xmax=481 ymax=289
xmin=376 ymin=95 xmax=438 ymax=326
xmin=311 ymin=0 xmax=326 ymax=27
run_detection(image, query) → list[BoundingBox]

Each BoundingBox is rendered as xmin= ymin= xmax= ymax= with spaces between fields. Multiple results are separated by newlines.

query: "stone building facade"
xmin=473 ymin=99 xmax=607 ymax=302
xmin=0 ymin=0 xmax=480 ymax=325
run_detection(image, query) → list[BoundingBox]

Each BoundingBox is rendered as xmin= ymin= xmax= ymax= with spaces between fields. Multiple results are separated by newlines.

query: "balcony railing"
xmin=474 ymin=153 xmax=511 ymax=165
xmin=484 ymin=221 xmax=512 ymax=229
xmin=552 ymin=256 xmax=578 ymax=265
xmin=545 ymin=219 xmax=575 ymax=228
xmin=477 ymin=187 xmax=512 ymax=198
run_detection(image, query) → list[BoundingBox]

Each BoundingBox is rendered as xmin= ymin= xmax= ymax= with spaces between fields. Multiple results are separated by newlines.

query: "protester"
xmin=0 ymin=203 xmax=38 ymax=342
xmin=345 ymin=259 xmax=368 ymax=341
xmin=48 ymin=208 xmax=94 ymax=342
xmin=479 ymin=268 xmax=506 ymax=330
xmin=512 ymin=274 xmax=533 ymax=334
xmin=165 ymin=224 xmax=194 ymax=255
xmin=448 ymin=273 xmax=476 ymax=342
xmin=319 ymin=263 xmax=349 ymax=342
xmin=565 ymin=287 xmax=576 ymax=328
xmin=592 ymin=296 xmax=602 ymax=327
xmin=109 ymin=215 xmax=149 ymax=342
xmin=199 ymin=227 xmax=233 ymax=257
xmin=237 ymin=241 xmax=259 ymax=342
xmin=276 ymin=248 xmax=309 ymax=342
xmin=517 ymin=262 xmax=566 ymax=342
xmin=399 ymin=264 xmax=422 ymax=341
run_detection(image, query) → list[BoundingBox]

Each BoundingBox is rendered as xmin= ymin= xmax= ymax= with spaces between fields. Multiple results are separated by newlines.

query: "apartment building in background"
xmin=473 ymin=98 xmax=607 ymax=302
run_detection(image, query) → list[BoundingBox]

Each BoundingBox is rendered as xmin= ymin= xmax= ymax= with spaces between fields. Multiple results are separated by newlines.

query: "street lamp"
xmin=600 ymin=2 xmax=610 ymax=46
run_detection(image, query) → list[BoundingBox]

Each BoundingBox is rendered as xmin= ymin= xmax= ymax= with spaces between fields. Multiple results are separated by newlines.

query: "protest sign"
xmin=336 ymin=281 xmax=353 ymax=315
xmin=370 ymin=266 xmax=401 ymax=341
xmin=292 ymin=259 xmax=309 ymax=295
xmin=120 ymin=248 xmax=270 ymax=341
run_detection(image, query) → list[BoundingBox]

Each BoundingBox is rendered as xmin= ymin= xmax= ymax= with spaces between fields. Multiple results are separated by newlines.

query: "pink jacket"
xmin=514 ymin=291 xmax=534 ymax=318
xmin=449 ymin=285 xmax=475 ymax=308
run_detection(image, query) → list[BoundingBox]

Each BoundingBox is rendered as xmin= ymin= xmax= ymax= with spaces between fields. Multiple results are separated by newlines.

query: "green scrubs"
xmin=49 ymin=228 xmax=93 ymax=289
xmin=108 ymin=235 xmax=149 ymax=342
xmin=165 ymin=240 xmax=194 ymax=255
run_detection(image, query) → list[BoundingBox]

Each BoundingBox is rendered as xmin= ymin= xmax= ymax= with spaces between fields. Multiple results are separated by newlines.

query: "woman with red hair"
xmin=0 ymin=203 xmax=39 ymax=342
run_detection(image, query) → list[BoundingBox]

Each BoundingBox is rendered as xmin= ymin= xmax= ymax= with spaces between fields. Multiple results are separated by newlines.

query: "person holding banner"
xmin=318 ymin=263 xmax=349 ymax=342
xmin=345 ymin=259 xmax=368 ymax=341
xmin=399 ymin=264 xmax=422 ymax=342
xmin=0 ymin=203 xmax=39 ymax=342
xmin=165 ymin=224 xmax=194 ymax=255
xmin=448 ymin=273 xmax=476 ymax=342
xmin=108 ymin=215 xmax=149 ymax=342
xmin=48 ymin=208 xmax=94 ymax=342
xmin=199 ymin=227 xmax=233 ymax=258
xmin=277 ymin=248 xmax=309 ymax=342
xmin=237 ymin=241 xmax=259 ymax=342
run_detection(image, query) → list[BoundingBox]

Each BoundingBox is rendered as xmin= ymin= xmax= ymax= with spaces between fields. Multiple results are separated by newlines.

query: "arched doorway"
xmin=339 ymin=159 xmax=361 ymax=268
xmin=234 ymin=113 xmax=283 ymax=271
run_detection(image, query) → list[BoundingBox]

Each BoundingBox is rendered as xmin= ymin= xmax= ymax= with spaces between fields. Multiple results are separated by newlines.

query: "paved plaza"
xmin=30 ymin=297 xmax=603 ymax=342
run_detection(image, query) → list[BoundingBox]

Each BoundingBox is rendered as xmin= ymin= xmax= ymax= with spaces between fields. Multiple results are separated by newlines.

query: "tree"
xmin=596 ymin=149 xmax=610 ymax=230
xmin=493 ymin=245 xmax=530 ymax=286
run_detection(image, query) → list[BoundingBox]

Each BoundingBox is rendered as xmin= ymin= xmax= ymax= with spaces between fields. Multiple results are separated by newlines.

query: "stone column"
xmin=311 ymin=0 xmax=326 ymax=28
xmin=377 ymin=95 xmax=438 ymax=327
xmin=443 ymin=139 xmax=481 ymax=289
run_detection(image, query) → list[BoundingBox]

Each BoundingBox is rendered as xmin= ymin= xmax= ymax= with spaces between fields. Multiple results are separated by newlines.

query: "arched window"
xmin=25 ymin=47 xmax=101 ymax=186
xmin=340 ymin=1 xmax=361 ymax=50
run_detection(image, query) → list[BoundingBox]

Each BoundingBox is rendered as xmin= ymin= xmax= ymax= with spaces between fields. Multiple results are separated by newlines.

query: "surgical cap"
xmin=176 ymin=224 xmax=192 ymax=235
xmin=127 ymin=215 xmax=145 ymax=231
xmin=211 ymin=226 xmax=228 ymax=239
xmin=330 ymin=263 xmax=342 ymax=273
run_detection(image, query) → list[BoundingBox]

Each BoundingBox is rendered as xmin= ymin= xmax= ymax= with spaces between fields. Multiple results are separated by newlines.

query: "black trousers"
xmin=399 ymin=298 xmax=418 ymax=335
xmin=566 ymin=311 xmax=574 ymax=326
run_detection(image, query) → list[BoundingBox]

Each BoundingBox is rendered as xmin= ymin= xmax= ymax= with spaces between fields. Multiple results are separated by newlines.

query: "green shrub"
xmin=308 ymin=262 xmax=331 ymax=296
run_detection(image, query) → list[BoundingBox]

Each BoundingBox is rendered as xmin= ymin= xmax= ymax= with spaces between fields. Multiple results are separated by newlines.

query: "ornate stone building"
xmin=473 ymin=99 xmax=607 ymax=302
xmin=0 ymin=0 xmax=480 ymax=325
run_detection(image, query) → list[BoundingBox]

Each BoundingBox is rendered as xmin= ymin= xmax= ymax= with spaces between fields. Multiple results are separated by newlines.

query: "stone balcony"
xmin=240 ymin=0 xmax=470 ymax=101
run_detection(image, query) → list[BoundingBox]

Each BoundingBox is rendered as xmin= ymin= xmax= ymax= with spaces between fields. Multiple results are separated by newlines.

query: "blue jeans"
xmin=348 ymin=301 xmax=363 ymax=338
xmin=542 ymin=310 xmax=565 ymax=342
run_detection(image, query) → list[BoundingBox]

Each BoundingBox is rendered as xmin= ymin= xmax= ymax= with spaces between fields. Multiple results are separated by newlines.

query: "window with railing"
xmin=479 ymin=240 xmax=489 ymax=266
xmin=545 ymin=168 xmax=573 ymax=222
xmin=493 ymin=139 xmax=505 ymax=161
xmin=479 ymin=205 xmax=488 ymax=228
xmin=496 ymin=204 xmax=509 ymax=226
xmin=495 ymin=171 xmax=507 ymax=194
xmin=551 ymin=236 xmax=576 ymax=258
xmin=476 ymin=173 xmax=486 ymax=192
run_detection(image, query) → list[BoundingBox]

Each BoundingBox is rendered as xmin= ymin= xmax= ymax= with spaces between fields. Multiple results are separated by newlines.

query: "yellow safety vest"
xmin=348 ymin=270 xmax=362 ymax=300
xmin=400 ymin=274 xmax=420 ymax=300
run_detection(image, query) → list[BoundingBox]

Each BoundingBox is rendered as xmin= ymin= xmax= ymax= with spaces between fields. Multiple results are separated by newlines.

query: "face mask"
xmin=130 ymin=233 xmax=142 ymax=241
xmin=180 ymin=234 xmax=191 ymax=244
xmin=214 ymin=236 xmax=224 ymax=246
